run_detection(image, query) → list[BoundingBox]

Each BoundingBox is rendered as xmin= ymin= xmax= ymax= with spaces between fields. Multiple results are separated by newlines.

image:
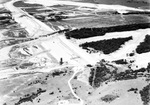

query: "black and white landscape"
xmin=0 ymin=0 xmax=150 ymax=105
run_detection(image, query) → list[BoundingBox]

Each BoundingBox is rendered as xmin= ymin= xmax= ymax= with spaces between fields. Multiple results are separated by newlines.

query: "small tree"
xmin=60 ymin=58 xmax=63 ymax=65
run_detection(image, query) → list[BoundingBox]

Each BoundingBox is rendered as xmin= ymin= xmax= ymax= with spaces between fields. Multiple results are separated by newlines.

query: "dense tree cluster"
xmin=101 ymin=94 xmax=119 ymax=103
xmin=139 ymin=84 xmax=150 ymax=105
xmin=65 ymin=23 xmax=150 ymax=39
xmin=19 ymin=62 xmax=34 ymax=69
xmin=89 ymin=61 xmax=150 ymax=88
xmin=112 ymin=64 xmax=150 ymax=81
xmin=127 ymin=88 xmax=138 ymax=93
xmin=51 ymin=70 xmax=66 ymax=77
xmin=89 ymin=62 xmax=117 ymax=87
xmin=88 ymin=68 xmax=95 ymax=87
xmin=136 ymin=35 xmax=150 ymax=54
xmin=123 ymin=11 xmax=150 ymax=15
xmin=13 ymin=1 xmax=43 ymax=7
xmin=114 ymin=69 xmax=142 ymax=80
xmin=80 ymin=36 xmax=132 ymax=54
xmin=112 ymin=59 xmax=128 ymax=64
xmin=15 ymin=88 xmax=46 ymax=105
xmin=27 ymin=79 xmax=46 ymax=86
xmin=0 ymin=13 xmax=15 ymax=26
xmin=0 ymin=16 xmax=11 ymax=20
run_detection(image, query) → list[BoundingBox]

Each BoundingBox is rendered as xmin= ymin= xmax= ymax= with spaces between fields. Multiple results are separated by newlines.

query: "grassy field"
xmin=61 ymin=14 xmax=150 ymax=28
xmin=0 ymin=68 xmax=78 ymax=105
xmin=64 ymin=0 xmax=150 ymax=8
xmin=18 ymin=0 xmax=150 ymax=29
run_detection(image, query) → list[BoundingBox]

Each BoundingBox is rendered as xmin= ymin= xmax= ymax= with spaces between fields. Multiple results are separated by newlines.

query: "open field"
xmin=94 ymin=0 xmax=150 ymax=8
xmin=61 ymin=14 xmax=150 ymax=28
xmin=0 ymin=68 xmax=78 ymax=105
xmin=59 ymin=0 xmax=150 ymax=8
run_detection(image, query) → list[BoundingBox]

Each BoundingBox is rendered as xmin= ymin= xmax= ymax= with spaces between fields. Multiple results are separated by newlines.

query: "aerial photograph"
xmin=0 ymin=0 xmax=150 ymax=105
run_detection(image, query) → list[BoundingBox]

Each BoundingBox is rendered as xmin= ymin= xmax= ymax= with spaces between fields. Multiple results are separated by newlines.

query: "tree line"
xmin=65 ymin=23 xmax=150 ymax=39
